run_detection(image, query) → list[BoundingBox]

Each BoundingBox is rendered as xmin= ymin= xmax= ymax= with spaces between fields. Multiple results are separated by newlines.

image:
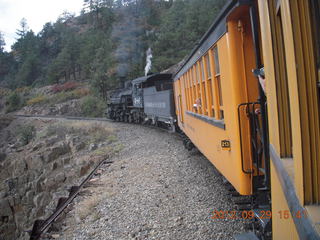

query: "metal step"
xmin=234 ymin=232 xmax=259 ymax=240
xmin=236 ymin=204 xmax=252 ymax=211
xmin=233 ymin=199 xmax=251 ymax=205
xmin=229 ymin=191 xmax=240 ymax=197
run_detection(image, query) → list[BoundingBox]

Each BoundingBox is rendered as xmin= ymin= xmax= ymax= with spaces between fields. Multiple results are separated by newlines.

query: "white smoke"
xmin=144 ymin=47 xmax=153 ymax=76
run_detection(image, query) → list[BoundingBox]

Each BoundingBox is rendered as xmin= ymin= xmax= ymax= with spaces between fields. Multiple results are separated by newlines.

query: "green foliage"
xmin=16 ymin=124 xmax=35 ymax=145
xmin=49 ymin=89 xmax=83 ymax=104
xmin=6 ymin=91 xmax=22 ymax=112
xmin=26 ymin=95 xmax=48 ymax=105
xmin=0 ymin=31 xmax=5 ymax=52
xmin=1 ymin=0 xmax=227 ymax=95
xmin=80 ymin=95 xmax=106 ymax=117
xmin=152 ymin=0 xmax=226 ymax=71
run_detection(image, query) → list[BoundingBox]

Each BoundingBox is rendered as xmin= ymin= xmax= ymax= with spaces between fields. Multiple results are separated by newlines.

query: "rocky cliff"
xmin=0 ymin=115 xmax=117 ymax=239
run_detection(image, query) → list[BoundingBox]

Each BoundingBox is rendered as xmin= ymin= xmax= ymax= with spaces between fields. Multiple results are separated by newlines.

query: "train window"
xmin=208 ymin=49 xmax=216 ymax=118
xmin=269 ymin=1 xmax=293 ymax=157
xmin=288 ymin=0 xmax=320 ymax=203
xmin=188 ymin=70 xmax=195 ymax=112
xmin=186 ymin=72 xmax=192 ymax=111
xmin=202 ymin=81 xmax=208 ymax=115
xmin=213 ymin=46 xmax=220 ymax=75
xmin=185 ymin=73 xmax=189 ymax=111
xmin=194 ymin=63 xmax=198 ymax=83
xmin=196 ymin=62 xmax=203 ymax=114
xmin=203 ymin=54 xmax=213 ymax=117
xmin=198 ymin=60 xmax=208 ymax=115
xmin=217 ymin=76 xmax=223 ymax=106
xmin=178 ymin=78 xmax=184 ymax=123
xmin=213 ymin=46 xmax=223 ymax=120
xmin=200 ymin=60 xmax=205 ymax=81
xmin=205 ymin=54 xmax=211 ymax=78
xmin=192 ymin=66 xmax=199 ymax=113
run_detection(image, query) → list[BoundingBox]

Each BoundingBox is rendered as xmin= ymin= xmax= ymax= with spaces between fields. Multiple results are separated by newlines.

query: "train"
xmin=106 ymin=0 xmax=320 ymax=239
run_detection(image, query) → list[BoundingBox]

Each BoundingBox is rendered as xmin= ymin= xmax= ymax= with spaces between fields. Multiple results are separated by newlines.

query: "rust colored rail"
xmin=29 ymin=158 xmax=113 ymax=240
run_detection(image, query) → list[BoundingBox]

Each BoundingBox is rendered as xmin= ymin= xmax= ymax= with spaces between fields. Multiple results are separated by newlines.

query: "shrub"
xmin=51 ymin=81 xmax=79 ymax=93
xmin=73 ymin=88 xmax=90 ymax=97
xmin=45 ymin=124 xmax=70 ymax=137
xmin=0 ymin=88 xmax=11 ymax=97
xmin=26 ymin=95 xmax=48 ymax=105
xmin=49 ymin=90 xmax=83 ymax=105
xmin=6 ymin=91 xmax=22 ymax=113
xmin=80 ymin=96 xmax=106 ymax=117
xmin=16 ymin=125 xmax=36 ymax=145
xmin=16 ymin=86 xmax=31 ymax=95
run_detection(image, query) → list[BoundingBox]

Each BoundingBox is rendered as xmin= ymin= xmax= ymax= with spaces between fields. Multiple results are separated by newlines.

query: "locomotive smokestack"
xmin=144 ymin=47 xmax=152 ymax=76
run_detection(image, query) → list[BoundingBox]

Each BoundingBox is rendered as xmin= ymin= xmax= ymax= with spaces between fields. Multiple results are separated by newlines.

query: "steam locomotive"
xmin=107 ymin=73 xmax=177 ymax=132
xmin=107 ymin=0 xmax=320 ymax=239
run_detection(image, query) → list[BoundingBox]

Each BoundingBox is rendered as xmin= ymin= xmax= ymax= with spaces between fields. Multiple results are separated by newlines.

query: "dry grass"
xmin=75 ymin=188 xmax=109 ymax=221
xmin=76 ymin=195 xmax=100 ymax=221
xmin=26 ymin=95 xmax=48 ymax=105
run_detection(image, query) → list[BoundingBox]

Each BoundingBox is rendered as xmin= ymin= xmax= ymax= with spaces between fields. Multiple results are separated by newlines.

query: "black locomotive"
xmin=107 ymin=73 xmax=176 ymax=131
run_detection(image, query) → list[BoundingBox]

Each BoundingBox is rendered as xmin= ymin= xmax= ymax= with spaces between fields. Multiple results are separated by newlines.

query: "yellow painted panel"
xmin=257 ymin=0 xmax=281 ymax=153
xmin=270 ymin=161 xmax=299 ymax=240
xmin=280 ymin=0 xmax=305 ymax=203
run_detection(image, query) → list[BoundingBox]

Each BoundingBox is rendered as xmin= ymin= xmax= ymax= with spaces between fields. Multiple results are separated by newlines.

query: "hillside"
xmin=0 ymin=82 xmax=106 ymax=117
xmin=0 ymin=0 xmax=226 ymax=101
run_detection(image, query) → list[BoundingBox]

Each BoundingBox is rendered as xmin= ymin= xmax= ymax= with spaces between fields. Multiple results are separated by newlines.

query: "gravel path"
xmin=56 ymin=122 xmax=246 ymax=240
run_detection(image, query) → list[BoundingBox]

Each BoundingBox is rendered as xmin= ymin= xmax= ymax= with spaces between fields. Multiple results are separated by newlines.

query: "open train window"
xmin=199 ymin=60 xmax=208 ymax=115
xmin=204 ymin=54 xmax=214 ymax=118
xmin=192 ymin=66 xmax=199 ymax=113
xmin=196 ymin=62 xmax=203 ymax=114
xmin=213 ymin=46 xmax=224 ymax=120
xmin=206 ymin=54 xmax=211 ymax=78
xmin=200 ymin=60 xmax=205 ymax=80
xmin=188 ymin=70 xmax=195 ymax=113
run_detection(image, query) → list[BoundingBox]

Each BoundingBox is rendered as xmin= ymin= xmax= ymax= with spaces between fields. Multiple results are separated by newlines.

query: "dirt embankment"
xmin=0 ymin=115 xmax=121 ymax=240
xmin=1 ymin=82 xmax=106 ymax=117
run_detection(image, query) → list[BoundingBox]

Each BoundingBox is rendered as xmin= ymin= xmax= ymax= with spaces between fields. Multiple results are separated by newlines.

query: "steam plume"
xmin=144 ymin=47 xmax=152 ymax=76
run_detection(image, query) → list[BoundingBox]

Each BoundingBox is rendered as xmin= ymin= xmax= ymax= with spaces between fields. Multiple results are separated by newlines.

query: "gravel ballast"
xmin=57 ymin=122 xmax=247 ymax=240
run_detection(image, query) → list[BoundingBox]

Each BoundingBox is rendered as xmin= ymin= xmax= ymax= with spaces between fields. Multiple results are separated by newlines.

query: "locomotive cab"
xmin=132 ymin=82 xmax=143 ymax=108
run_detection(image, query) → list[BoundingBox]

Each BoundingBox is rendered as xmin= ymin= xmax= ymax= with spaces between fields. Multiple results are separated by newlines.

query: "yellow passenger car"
xmin=258 ymin=0 xmax=320 ymax=239
xmin=174 ymin=0 xmax=264 ymax=196
xmin=173 ymin=0 xmax=320 ymax=239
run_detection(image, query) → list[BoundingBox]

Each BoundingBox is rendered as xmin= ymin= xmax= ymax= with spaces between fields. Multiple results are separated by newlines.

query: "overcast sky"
xmin=0 ymin=0 xmax=84 ymax=51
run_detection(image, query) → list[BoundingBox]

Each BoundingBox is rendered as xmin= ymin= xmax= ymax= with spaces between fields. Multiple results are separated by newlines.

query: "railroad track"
xmin=29 ymin=157 xmax=113 ymax=240
xmin=15 ymin=114 xmax=179 ymax=135
xmin=14 ymin=114 xmax=177 ymax=239
xmin=14 ymin=114 xmax=246 ymax=239
xmin=14 ymin=114 xmax=113 ymax=122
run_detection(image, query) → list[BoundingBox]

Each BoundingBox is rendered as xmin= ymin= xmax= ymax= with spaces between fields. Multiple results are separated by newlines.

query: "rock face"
xmin=17 ymin=99 xmax=82 ymax=116
xmin=0 ymin=117 xmax=110 ymax=240
xmin=0 ymin=115 xmax=14 ymax=131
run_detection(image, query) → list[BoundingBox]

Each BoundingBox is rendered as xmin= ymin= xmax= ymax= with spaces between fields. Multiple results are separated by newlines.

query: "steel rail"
xmin=14 ymin=114 xmax=113 ymax=122
xmin=29 ymin=158 xmax=113 ymax=240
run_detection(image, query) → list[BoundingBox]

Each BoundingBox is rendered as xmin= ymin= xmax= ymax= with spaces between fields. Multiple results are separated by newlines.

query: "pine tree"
xmin=0 ymin=31 xmax=5 ymax=52
xmin=16 ymin=18 xmax=29 ymax=38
